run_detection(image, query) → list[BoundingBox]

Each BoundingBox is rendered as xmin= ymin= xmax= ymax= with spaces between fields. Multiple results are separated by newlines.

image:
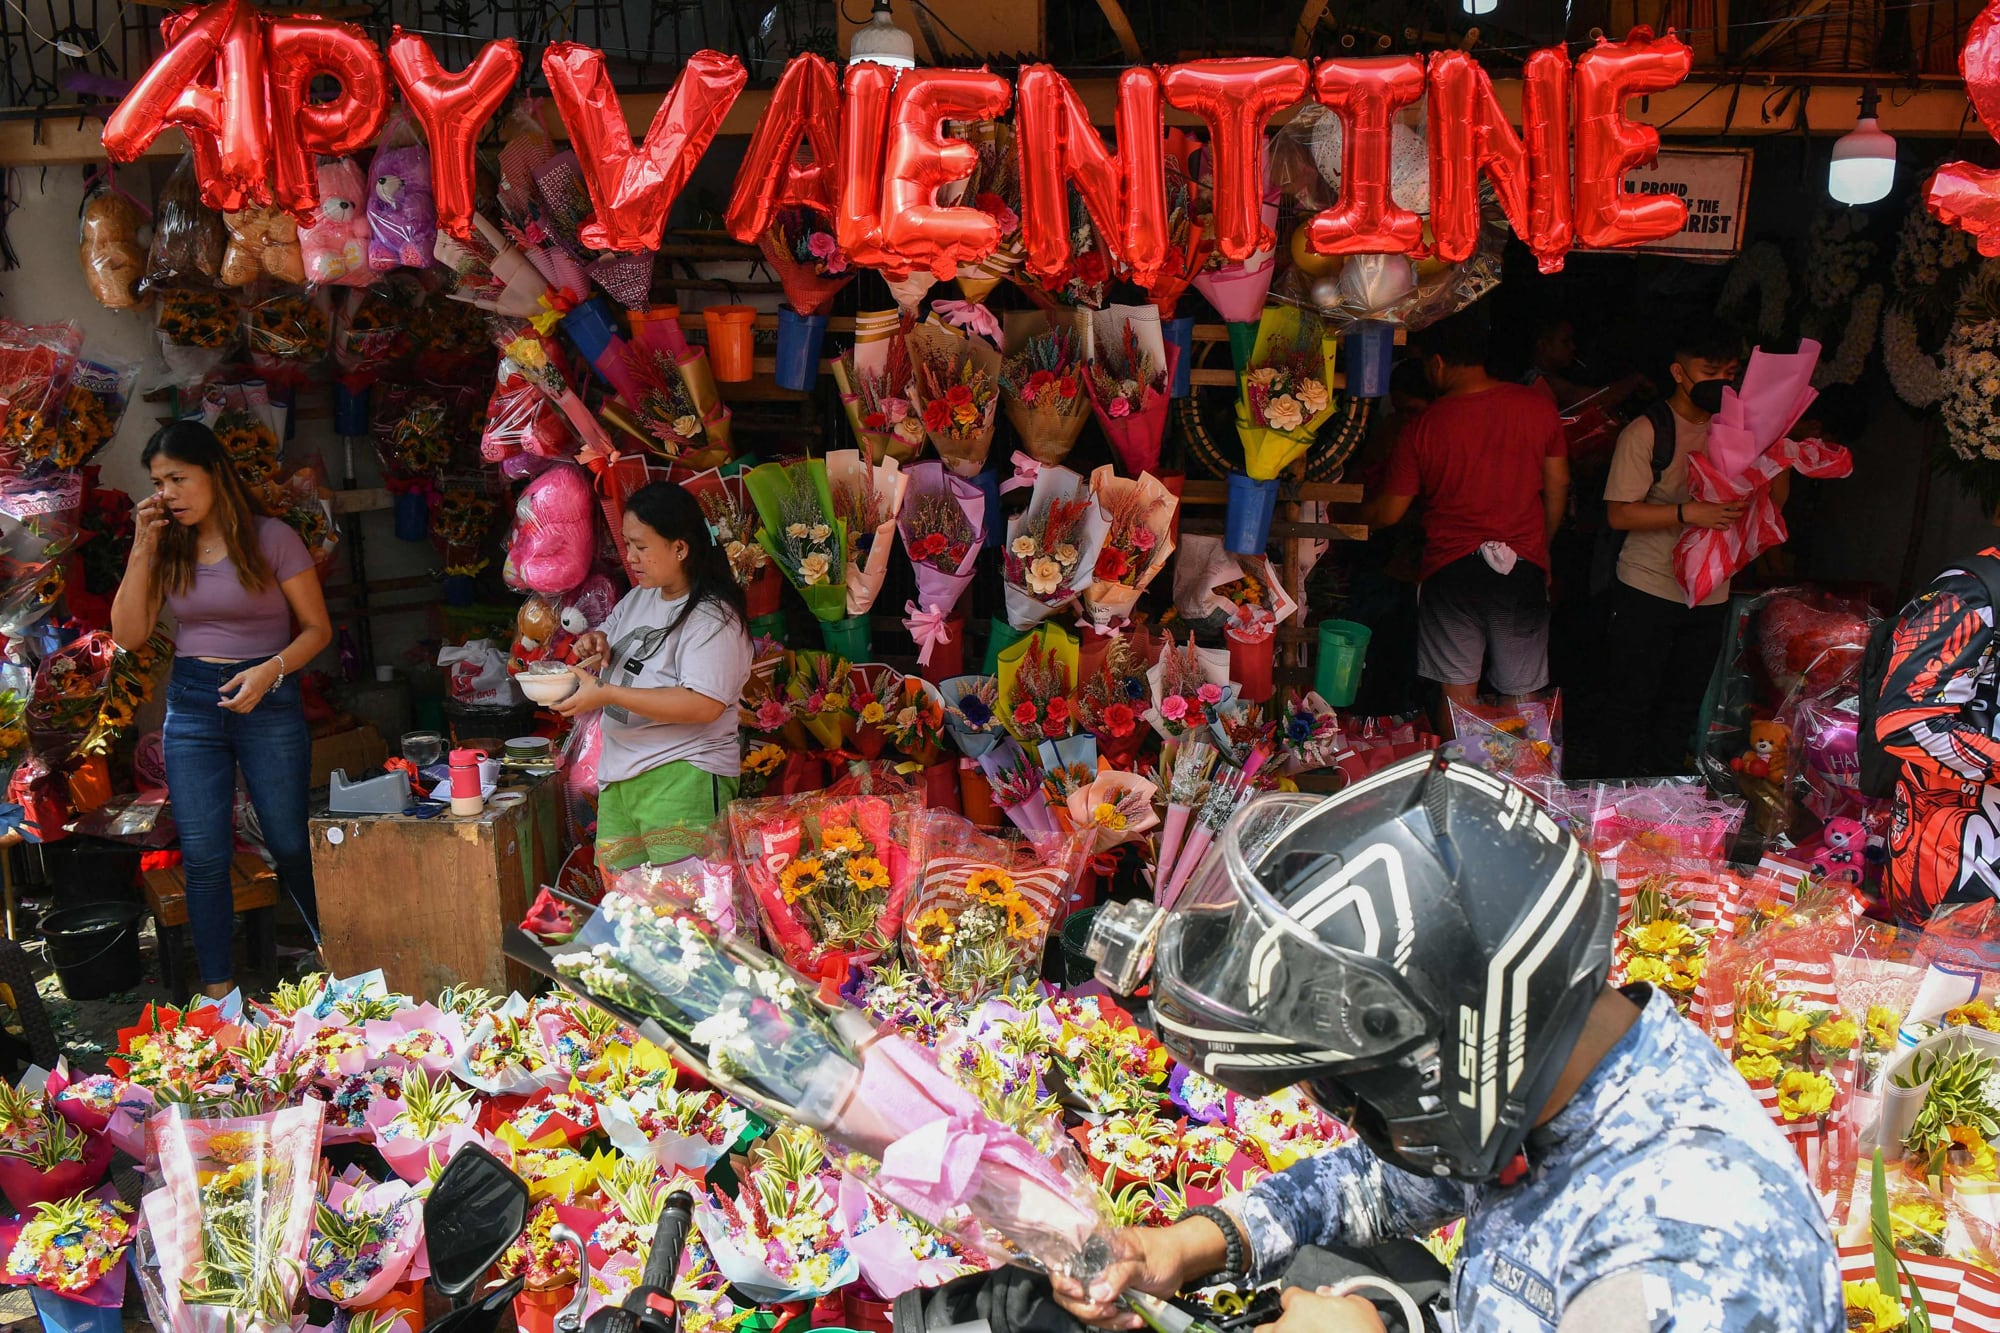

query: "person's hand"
xmin=130 ymin=494 xmax=170 ymax=567
xmin=550 ymin=664 xmax=608 ymax=717
xmin=1682 ymin=500 xmax=1746 ymax=531
xmin=1253 ymin=1289 xmax=1385 ymax=1333
xmin=570 ymin=631 xmax=610 ymax=670
xmin=1049 ymin=1228 xmax=1195 ymax=1330
xmin=218 ymin=659 xmax=282 ymax=714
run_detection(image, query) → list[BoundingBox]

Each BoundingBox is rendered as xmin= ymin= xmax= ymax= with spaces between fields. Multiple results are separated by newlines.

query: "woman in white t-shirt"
xmin=553 ymin=483 xmax=752 ymax=869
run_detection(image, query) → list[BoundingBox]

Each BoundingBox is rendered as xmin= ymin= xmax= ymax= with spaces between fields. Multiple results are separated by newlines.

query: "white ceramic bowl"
xmin=516 ymin=669 xmax=578 ymax=705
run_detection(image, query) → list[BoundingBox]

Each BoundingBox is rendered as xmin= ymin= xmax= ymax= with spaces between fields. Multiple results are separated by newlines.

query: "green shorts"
xmin=595 ymin=761 xmax=739 ymax=871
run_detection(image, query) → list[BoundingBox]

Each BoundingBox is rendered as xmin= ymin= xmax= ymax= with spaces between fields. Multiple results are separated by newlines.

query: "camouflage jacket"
xmin=1228 ymin=986 xmax=1843 ymax=1332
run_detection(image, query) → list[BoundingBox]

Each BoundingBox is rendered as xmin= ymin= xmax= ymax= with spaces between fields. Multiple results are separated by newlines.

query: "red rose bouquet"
xmin=1000 ymin=320 xmax=1090 ymax=467
xmin=908 ymin=321 xmax=1003 ymax=479
xmin=1080 ymin=466 xmax=1177 ymax=634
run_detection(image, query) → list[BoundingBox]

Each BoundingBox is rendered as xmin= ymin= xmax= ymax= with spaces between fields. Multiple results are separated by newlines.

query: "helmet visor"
xmin=1155 ymin=792 xmax=1436 ymax=1080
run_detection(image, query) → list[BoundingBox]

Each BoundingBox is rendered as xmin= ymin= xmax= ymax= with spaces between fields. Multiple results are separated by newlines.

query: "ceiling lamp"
xmin=850 ymin=0 xmax=916 ymax=70
xmin=1828 ymin=84 xmax=1896 ymax=205
xmin=1462 ymin=0 xmax=1498 ymax=14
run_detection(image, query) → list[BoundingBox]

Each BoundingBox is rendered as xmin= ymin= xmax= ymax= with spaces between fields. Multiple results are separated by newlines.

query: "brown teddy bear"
xmin=220 ymin=207 xmax=307 ymax=288
xmin=78 ymin=191 xmax=148 ymax=309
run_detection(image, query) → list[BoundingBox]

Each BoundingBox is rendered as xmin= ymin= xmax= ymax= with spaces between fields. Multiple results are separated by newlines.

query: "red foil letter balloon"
xmin=1572 ymin=29 xmax=1692 ymax=249
xmin=542 ymin=44 xmax=748 ymax=253
xmin=387 ymin=32 xmax=522 ymax=241
xmin=265 ymin=17 xmax=389 ymax=220
xmin=1304 ymin=56 xmax=1426 ymax=256
xmin=1014 ymin=65 xmax=1168 ymax=284
xmin=836 ymin=61 xmax=897 ymax=270
xmin=1426 ymin=48 xmax=1572 ymax=272
xmin=724 ymin=53 xmax=843 ymax=243
xmin=1161 ymin=58 xmax=1308 ymax=262
xmin=1926 ymin=0 xmax=2000 ymax=256
xmin=877 ymin=68 xmax=1014 ymax=279
xmin=103 ymin=0 xmax=270 ymax=210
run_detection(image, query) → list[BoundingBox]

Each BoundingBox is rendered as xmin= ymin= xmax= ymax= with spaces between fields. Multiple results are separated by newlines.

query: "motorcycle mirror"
xmin=425 ymin=1144 xmax=531 ymax=1301
xmin=425 ymin=1276 xmax=526 ymax=1333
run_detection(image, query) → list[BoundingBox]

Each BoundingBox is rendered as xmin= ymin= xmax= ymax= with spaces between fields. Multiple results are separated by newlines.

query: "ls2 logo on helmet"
xmin=1457 ymin=1005 xmax=1481 ymax=1109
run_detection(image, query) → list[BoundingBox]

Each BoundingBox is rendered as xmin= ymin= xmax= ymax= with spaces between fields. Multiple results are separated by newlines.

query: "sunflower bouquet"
xmin=432 ymin=481 xmax=498 ymax=578
xmin=24 ymin=360 xmax=138 ymax=473
xmin=79 ymin=629 xmax=172 ymax=757
xmin=0 ymin=472 xmax=83 ymax=640
xmin=904 ymin=811 xmax=1081 ymax=1003
xmin=245 ymin=289 xmax=332 ymax=372
xmin=728 ymin=791 xmax=920 ymax=981
xmin=0 ymin=321 xmax=83 ymax=478
xmin=152 ymin=284 xmax=238 ymax=384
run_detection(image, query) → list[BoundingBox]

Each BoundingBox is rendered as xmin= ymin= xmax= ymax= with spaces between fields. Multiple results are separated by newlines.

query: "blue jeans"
xmin=161 ymin=657 xmax=317 ymax=985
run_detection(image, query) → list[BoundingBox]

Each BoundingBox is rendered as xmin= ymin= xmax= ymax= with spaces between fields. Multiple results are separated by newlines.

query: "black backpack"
xmin=1589 ymin=400 xmax=1679 ymax=598
xmin=1856 ymin=549 xmax=2000 ymax=800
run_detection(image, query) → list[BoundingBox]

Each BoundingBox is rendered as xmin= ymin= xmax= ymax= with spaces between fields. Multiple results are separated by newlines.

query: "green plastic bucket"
xmin=1314 ymin=620 xmax=1372 ymax=707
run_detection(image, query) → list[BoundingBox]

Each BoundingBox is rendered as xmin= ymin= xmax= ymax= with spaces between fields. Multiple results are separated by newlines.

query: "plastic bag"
xmin=141 ymin=154 xmax=226 ymax=292
xmin=904 ymin=809 xmax=1087 ymax=1002
xmin=301 ymin=157 xmax=374 ymax=288
xmin=367 ymin=113 xmax=438 ymax=273
xmin=219 ymin=206 xmax=306 ymax=288
xmin=0 ymin=473 xmax=82 ymax=638
xmin=153 ymin=284 xmax=238 ymax=386
xmin=502 ymin=463 xmax=596 ymax=595
xmin=0 ymin=321 xmax=83 ymax=477
xmin=481 ymin=360 xmax=578 ymax=467
xmin=25 ymin=357 xmax=139 ymax=472
xmin=245 ymin=288 xmax=331 ymax=373
xmin=332 ymin=282 xmax=412 ymax=379
xmin=438 ymin=639 xmax=519 ymax=706
xmin=78 ymin=185 xmax=149 ymax=310
xmin=1446 ymin=693 xmax=1563 ymax=805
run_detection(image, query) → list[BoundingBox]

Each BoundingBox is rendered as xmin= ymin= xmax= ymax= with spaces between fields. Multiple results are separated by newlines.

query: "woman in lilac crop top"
xmin=111 ymin=421 xmax=332 ymax=999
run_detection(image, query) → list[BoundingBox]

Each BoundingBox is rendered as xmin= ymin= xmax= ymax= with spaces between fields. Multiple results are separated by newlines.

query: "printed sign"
xmin=1612 ymin=147 xmax=1755 ymax=258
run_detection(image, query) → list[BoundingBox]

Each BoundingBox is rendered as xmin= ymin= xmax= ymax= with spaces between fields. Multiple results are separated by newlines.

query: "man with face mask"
xmin=1600 ymin=319 xmax=1773 ymax=776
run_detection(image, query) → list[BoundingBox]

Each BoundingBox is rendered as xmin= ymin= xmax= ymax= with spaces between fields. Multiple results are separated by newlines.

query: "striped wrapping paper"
xmin=1839 ymin=1245 xmax=2000 ymax=1333
xmin=907 ymin=854 xmax=1068 ymax=1001
xmin=1713 ymin=947 xmax=1858 ymax=1192
xmin=1672 ymin=436 xmax=1854 ymax=608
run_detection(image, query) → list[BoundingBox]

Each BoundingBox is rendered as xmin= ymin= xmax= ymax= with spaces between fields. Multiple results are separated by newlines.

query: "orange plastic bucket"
xmin=702 ymin=305 xmax=758 ymax=381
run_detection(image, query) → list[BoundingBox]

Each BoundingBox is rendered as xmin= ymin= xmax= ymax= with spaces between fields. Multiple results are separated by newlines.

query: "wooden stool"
xmin=142 ymin=853 xmax=280 ymax=996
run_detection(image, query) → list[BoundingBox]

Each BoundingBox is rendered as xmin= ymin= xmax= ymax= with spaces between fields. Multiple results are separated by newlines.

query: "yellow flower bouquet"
xmin=904 ymin=809 xmax=1089 ymax=1002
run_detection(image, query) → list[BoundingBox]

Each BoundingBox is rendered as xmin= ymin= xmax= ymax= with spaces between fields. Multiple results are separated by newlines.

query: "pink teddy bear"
xmin=300 ymin=158 xmax=372 ymax=287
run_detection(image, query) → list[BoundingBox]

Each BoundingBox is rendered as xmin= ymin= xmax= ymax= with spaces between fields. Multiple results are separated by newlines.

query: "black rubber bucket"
xmin=41 ymin=902 xmax=144 ymax=1001
xmin=1059 ymin=906 xmax=1103 ymax=988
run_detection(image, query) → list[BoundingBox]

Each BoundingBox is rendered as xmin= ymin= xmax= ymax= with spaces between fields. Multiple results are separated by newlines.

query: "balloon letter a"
xmin=388 ymin=32 xmax=522 ymax=241
xmin=1015 ymin=66 xmax=1167 ymax=284
xmin=1573 ymin=29 xmax=1692 ymax=249
xmin=543 ymin=44 xmax=748 ymax=253
xmin=725 ymin=53 xmax=842 ymax=243
xmin=104 ymin=0 xmax=269 ymax=211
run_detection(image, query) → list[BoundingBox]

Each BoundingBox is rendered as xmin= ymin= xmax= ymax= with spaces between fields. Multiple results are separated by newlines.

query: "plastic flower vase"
xmin=922 ymin=759 xmax=961 ymax=812
xmin=918 ymin=613 xmax=966 ymax=684
xmin=749 ymin=610 xmax=787 ymax=643
xmin=774 ymin=306 xmax=831 ymax=391
xmin=394 ymin=492 xmax=429 ymax=542
xmin=746 ymin=563 xmax=785 ymax=619
xmin=961 ymin=761 xmax=1002 ymax=828
xmin=1226 ymin=320 xmax=1260 ymax=374
xmin=514 ymin=1284 xmax=576 ymax=1333
xmin=1163 ymin=316 xmax=1195 ymax=398
xmin=821 ymin=612 xmax=872 ymax=660
xmin=848 ymin=1289 xmax=896 ymax=1333
xmin=1225 ymin=626 xmax=1275 ymax=702
xmin=28 ymin=1288 xmax=121 ymax=1333
xmin=443 ymin=575 xmax=476 ymax=607
xmin=1223 ymin=473 xmax=1280 ymax=555
xmin=560 ymin=296 xmax=645 ymax=405
xmin=1345 ymin=320 xmax=1396 ymax=399
xmin=1314 ymin=619 xmax=1372 ymax=707
xmin=334 ymin=379 xmax=370 ymax=436
xmin=982 ymin=616 xmax=1030 ymax=675
xmin=702 ymin=305 xmax=758 ymax=382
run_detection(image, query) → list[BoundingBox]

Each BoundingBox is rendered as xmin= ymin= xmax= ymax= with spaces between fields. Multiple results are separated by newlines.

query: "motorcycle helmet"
xmin=1090 ymin=753 xmax=1614 ymax=1182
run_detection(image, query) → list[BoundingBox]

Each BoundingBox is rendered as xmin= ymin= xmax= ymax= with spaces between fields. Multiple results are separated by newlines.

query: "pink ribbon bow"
xmin=1001 ymin=450 xmax=1042 ymax=495
xmin=904 ymin=601 xmax=955 ymax=666
xmin=931 ymin=299 xmax=1002 ymax=343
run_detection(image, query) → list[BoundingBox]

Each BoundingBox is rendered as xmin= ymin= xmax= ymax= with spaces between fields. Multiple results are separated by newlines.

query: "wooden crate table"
xmin=309 ymin=774 xmax=564 ymax=998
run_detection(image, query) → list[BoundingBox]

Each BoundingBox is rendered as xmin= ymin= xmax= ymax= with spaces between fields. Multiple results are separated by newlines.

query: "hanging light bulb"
xmin=1828 ymin=84 xmax=1896 ymax=205
xmin=1462 ymin=0 xmax=1498 ymax=14
xmin=850 ymin=0 xmax=916 ymax=70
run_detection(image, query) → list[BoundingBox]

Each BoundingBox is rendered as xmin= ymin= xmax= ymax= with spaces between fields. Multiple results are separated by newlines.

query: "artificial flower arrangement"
xmin=1073 ymin=634 xmax=1155 ymax=769
xmin=828 ymin=448 xmax=908 ymax=657
xmin=1083 ymin=306 xmax=1175 ymax=477
xmin=997 ymin=624 xmax=1080 ymax=745
xmin=908 ymin=320 xmax=1003 ymax=479
xmin=783 ymin=651 xmax=855 ymax=752
xmin=898 ymin=462 xmax=986 ymax=671
xmin=1000 ymin=319 xmax=1091 ymax=467
xmin=1144 ymin=630 xmax=1236 ymax=744
xmin=729 ymin=791 xmax=920 ymax=982
xmin=834 ymin=312 xmax=923 ymax=464
xmin=746 ymin=458 xmax=850 ymax=639
xmin=760 ymin=206 xmax=853 ymax=318
xmin=904 ymin=810 xmax=1081 ymax=1002
xmin=1001 ymin=465 xmax=1109 ymax=633
xmin=682 ymin=469 xmax=776 ymax=614
xmin=1080 ymin=467 xmax=1178 ymax=635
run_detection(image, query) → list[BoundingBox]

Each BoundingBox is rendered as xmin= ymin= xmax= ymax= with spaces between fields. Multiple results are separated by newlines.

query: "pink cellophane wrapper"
xmin=1002 ymin=465 xmax=1111 ymax=631
xmin=0 ymin=1182 xmax=130 ymax=1307
xmin=828 ymin=449 xmax=908 ymax=618
xmin=835 ymin=1175 xmax=979 ymax=1298
xmin=137 ymin=1100 xmax=326 ymax=1333
xmin=362 ymin=1091 xmax=484 ymax=1185
xmin=1066 ymin=769 xmax=1160 ymax=855
xmin=904 ymin=810 xmax=1086 ymax=1001
xmin=45 ymin=1061 xmax=115 ymax=1136
xmin=1079 ymin=466 xmax=1178 ymax=632
xmin=361 ymin=1005 xmax=465 ymax=1076
xmin=1191 ymin=250 xmax=1276 ymax=324
xmin=306 ymin=1170 xmax=425 ymax=1307
xmin=1706 ymin=339 xmax=1820 ymax=479
xmin=900 ymin=462 xmax=987 ymax=665
xmin=1673 ymin=436 xmax=1853 ymax=609
xmin=810 ymin=1028 xmax=1108 ymax=1276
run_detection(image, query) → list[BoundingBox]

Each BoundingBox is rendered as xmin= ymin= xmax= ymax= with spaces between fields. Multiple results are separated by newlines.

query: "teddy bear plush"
xmin=300 ymin=158 xmax=372 ymax=287
xmin=367 ymin=144 xmax=437 ymax=272
xmin=78 ymin=190 xmax=147 ymax=309
xmin=219 ymin=206 xmax=307 ymax=287
xmin=1731 ymin=720 xmax=1791 ymax=781
xmin=508 ymin=594 xmax=562 ymax=673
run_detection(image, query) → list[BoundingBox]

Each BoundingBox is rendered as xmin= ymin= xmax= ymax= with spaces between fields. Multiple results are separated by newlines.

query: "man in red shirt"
xmin=1363 ymin=312 xmax=1569 ymax=733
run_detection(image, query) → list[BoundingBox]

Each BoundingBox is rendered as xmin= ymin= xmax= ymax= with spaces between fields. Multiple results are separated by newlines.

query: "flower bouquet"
xmin=1144 ymin=133 xmax=1214 ymax=318
xmin=1151 ymin=737 xmax=1220 ymax=907
xmin=1000 ymin=464 xmax=1110 ymax=638
xmin=597 ymin=1063 xmax=750 ymax=1174
xmin=835 ymin=1175 xmax=981 ymax=1300
xmin=1208 ymin=553 xmax=1298 ymax=704
xmin=491 ymin=320 xmax=617 ymax=463
xmin=154 ymin=284 xmax=240 ymax=386
xmin=828 ymin=449 xmax=907 ymax=661
xmin=134 ymin=1101 xmax=325 ymax=1333
xmin=362 ymin=1065 xmax=483 ymax=1183
xmin=1230 ymin=307 xmax=1337 ymax=553
xmin=906 ymin=810 xmax=1079 ymax=1002
xmin=898 ymin=462 xmax=986 ymax=676
xmin=305 ymin=1168 xmax=425 ymax=1309
xmin=946 ymin=122 xmax=1023 ymax=304
xmin=1190 ymin=226 xmax=1278 ymax=369
xmin=1000 ymin=318 xmax=1091 ymax=467
xmin=1080 ymin=466 xmax=1177 ymax=635
xmin=0 ymin=472 xmax=84 ymax=640
xmin=1276 ymin=692 xmax=1349 ymax=775
xmin=762 ymin=207 xmax=852 ymax=390
xmin=0 ymin=320 xmax=83 ymax=478
xmin=978 ymin=737 xmax=1058 ymax=844
xmin=693 ymin=1126 xmax=859 ymax=1303
xmin=883 ymin=675 xmax=955 ymax=808
xmin=848 ymin=663 xmax=902 ymax=760
xmin=728 ymin=791 xmax=920 ymax=982
xmin=360 ymin=1003 xmax=465 ymax=1077
xmin=747 ymin=459 xmax=851 ymax=648
xmin=244 ymin=290 xmax=331 ymax=375
xmin=1083 ymin=306 xmax=1176 ymax=478
xmin=618 ymin=334 xmax=718 ymax=459
xmin=0 ymin=1185 xmax=134 ymax=1319
xmin=496 ymin=1086 xmax=602 ymax=1154
xmin=43 ymin=1065 xmax=118 ymax=1139
xmin=682 ymin=468 xmax=780 ymax=624
xmin=24 ymin=359 xmax=138 ymax=473
xmin=1161 ymin=744 xmax=1273 ymax=909
xmin=834 ymin=312 xmax=924 ymax=464
xmin=1064 ymin=768 xmax=1160 ymax=857
xmin=785 ymin=650 xmax=856 ymax=751
xmin=908 ymin=321 xmax=1003 ymax=479
xmin=0 ymin=1084 xmax=114 ymax=1215
xmin=1074 ymin=633 xmax=1156 ymax=769
xmin=497 ymin=1200 xmax=588 ymax=1309
xmin=997 ymin=623 xmax=1080 ymax=745
xmin=1145 ymin=630 xmax=1236 ymax=745
xmin=454 ymin=994 xmax=558 ymax=1097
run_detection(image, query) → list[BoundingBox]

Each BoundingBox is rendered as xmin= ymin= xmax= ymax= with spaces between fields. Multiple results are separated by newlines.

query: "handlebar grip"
xmin=640 ymin=1191 xmax=695 ymax=1293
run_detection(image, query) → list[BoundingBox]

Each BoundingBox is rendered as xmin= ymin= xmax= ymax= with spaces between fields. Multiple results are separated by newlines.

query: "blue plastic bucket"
xmin=333 ymin=381 xmax=370 ymax=436
xmin=774 ymin=307 xmax=830 ymax=391
xmin=1163 ymin=316 xmax=1195 ymax=398
xmin=973 ymin=469 xmax=1003 ymax=548
xmin=1345 ymin=319 xmax=1396 ymax=399
xmin=30 ymin=1285 xmax=122 ymax=1333
xmin=393 ymin=492 xmax=429 ymax=542
xmin=1223 ymin=474 xmax=1281 ymax=554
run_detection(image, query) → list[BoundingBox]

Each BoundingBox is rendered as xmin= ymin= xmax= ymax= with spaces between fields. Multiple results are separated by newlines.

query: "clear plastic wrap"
xmin=366 ymin=114 xmax=438 ymax=273
xmin=24 ymin=358 xmax=138 ymax=472
xmin=152 ymin=284 xmax=238 ymax=386
xmin=218 ymin=207 xmax=306 ymax=288
xmin=141 ymin=155 xmax=226 ymax=292
xmin=244 ymin=288 xmax=331 ymax=374
xmin=78 ymin=186 xmax=149 ymax=311
xmin=904 ymin=809 xmax=1087 ymax=1002
xmin=0 ymin=321 xmax=83 ymax=478
xmin=299 ymin=157 xmax=374 ymax=288
xmin=0 ymin=472 xmax=82 ymax=638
